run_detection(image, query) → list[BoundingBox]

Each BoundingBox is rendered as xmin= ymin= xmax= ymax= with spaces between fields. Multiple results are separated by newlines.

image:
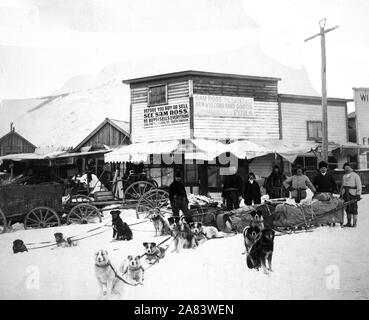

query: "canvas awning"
xmin=227 ymin=140 xmax=270 ymax=159
xmin=184 ymin=139 xmax=229 ymax=161
xmin=104 ymin=140 xmax=181 ymax=163
xmin=256 ymin=140 xmax=319 ymax=163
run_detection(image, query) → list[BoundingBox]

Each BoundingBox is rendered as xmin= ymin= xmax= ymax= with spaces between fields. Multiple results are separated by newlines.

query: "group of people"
xmin=221 ymin=161 xmax=362 ymax=228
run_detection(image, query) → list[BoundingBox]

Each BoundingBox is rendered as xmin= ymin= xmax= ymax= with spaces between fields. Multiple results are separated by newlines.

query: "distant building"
xmin=71 ymin=118 xmax=130 ymax=178
xmin=348 ymin=112 xmax=356 ymax=143
xmin=0 ymin=123 xmax=36 ymax=156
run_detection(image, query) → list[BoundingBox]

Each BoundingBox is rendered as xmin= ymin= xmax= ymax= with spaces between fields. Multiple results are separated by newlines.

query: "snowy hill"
xmin=0 ymin=44 xmax=319 ymax=149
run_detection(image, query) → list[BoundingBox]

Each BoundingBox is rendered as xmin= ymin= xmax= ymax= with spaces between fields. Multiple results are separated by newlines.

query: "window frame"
xmin=306 ymin=120 xmax=323 ymax=141
xmin=147 ymin=84 xmax=168 ymax=107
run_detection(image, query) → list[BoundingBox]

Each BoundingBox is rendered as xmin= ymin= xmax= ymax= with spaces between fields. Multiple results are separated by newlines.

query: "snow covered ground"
xmin=0 ymin=196 xmax=369 ymax=300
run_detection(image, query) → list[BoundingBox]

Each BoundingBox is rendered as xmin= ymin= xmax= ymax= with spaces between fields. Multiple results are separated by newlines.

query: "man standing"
xmin=313 ymin=161 xmax=338 ymax=194
xmin=341 ymin=162 xmax=362 ymax=228
xmin=283 ymin=165 xmax=316 ymax=203
xmin=221 ymin=166 xmax=243 ymax=210
xmin=169 ymin=170 xmax=191 ymax=219
xmin=264 ymin=165 xmax=288 ymax=199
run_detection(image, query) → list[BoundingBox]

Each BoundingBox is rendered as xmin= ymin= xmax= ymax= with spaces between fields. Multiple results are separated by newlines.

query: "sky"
xmin=0 ymin=0 xmax=368 ymax=103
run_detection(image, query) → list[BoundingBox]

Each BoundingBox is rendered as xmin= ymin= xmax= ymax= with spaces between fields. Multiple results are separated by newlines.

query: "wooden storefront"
xmin=124 ymin=70 xmax=281 ymax=193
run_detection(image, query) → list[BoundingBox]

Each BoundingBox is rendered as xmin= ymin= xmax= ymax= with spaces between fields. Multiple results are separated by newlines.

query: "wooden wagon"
xmin=0 ymin=183 xmax=102 ymax=233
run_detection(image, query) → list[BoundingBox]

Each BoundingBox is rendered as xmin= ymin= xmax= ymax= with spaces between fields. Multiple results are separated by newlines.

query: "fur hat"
xmin=318 ymin=161 xmax=328 ymax=169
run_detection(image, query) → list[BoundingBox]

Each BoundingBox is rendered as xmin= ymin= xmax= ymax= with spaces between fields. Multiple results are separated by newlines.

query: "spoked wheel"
xmin=67 ymin=204 xmax=102 ymax=224
xmin=67 ymin=194 xmax=92 ymax=204
xmin=24 ymin=207 xmax=61 ymax=229
xmin=136 ymin=189 xmax=169 ymax=219
xmin=124 ymin=181 xmax=155 ymax=202
xmin=0 ymin=208 xmax=7 ymax=234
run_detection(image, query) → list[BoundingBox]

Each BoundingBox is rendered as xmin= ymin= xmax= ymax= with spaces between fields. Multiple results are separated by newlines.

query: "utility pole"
xmin=305 ymin=19 xmax=338 ymax=163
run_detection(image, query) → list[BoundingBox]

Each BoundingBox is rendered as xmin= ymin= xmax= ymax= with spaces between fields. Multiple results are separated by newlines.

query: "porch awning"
xmin=184 ymin=139 xmax=229 ymax=161
xmin=0 ymin=151 xmax=67 ymax=162
xmin=104 ymin=140 xmax=180 ymax=163
xmin=227 ymin=140 xmax=270 ymax=159
xmin=256 ymin=140 xmax=319 ymax=163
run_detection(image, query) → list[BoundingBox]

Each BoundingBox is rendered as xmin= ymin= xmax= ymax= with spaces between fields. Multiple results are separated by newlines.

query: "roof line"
xmin=0 ymin=130 xmax=37 ymax=148
xmin=72 ymin=118 xmax=130 ymax=151
xmin=122 ymin=70 xmax=281 ymax=84
xmin=278 ymin=93 xmax=353 ymax=103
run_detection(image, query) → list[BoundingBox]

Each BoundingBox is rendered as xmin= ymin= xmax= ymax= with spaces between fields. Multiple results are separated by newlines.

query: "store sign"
xmin=143 ymin=103 xmax=189 ymax=128
xmin=194 ymin=94 xmax=254 ymax=118
xmin=354 ymin=88 xmax=369 ymax=145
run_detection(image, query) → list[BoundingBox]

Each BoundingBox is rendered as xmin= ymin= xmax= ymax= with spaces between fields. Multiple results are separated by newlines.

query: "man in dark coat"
xmin=243 ymin=172 xmax=261 ymax=205
xmin=169 ymin=170 xmax=191 ymax=219
xmin=313 ymin=161 xmax=338 ymax=194
xmin=264 ymin=165 xmax=288 ymax=199
xmin=222 ymin=166 xmax=243 ymax=210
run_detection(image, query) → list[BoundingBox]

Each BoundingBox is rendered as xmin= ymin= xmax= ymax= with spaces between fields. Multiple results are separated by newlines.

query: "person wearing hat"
xmin=340 ymin=162 xmax=362 ymax=227
xmin=283 ymin=165 xmax=316 ymax=203
xmin=169 ymin=170 xmax=191 ymax=219
xmin=313 ymin=161 xmax=338 ymax=194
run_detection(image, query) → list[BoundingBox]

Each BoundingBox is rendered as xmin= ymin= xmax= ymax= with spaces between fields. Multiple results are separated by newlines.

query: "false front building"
xmin=106 ymin=70 xmax=356 ymax=194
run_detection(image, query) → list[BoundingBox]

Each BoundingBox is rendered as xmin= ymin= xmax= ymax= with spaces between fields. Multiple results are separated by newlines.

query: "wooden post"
xmin=320 ymin=26 xmax=329 ymax=163
xmin=305 ymin=20 xmax=338 ymax=163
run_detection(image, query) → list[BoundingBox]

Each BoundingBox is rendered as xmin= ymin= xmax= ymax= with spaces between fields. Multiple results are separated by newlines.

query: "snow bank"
xmin=1 ymin=197 xmax=369 ymax=300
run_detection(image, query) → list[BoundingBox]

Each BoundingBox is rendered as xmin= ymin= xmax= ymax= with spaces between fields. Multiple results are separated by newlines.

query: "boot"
xmin=352 ymin=216 xmax=357 ymax=228
xmin=343 ymin=214 xmax=352 ymax=227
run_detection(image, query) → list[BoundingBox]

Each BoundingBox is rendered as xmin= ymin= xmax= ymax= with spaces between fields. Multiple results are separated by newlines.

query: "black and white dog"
xmin=246 ymin=228 xmax=275 ymax=274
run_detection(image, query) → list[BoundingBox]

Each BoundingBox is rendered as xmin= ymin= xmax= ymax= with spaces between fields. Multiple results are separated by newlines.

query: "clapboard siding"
xmin=0 ymin=132 xmax=36 ymax=156
xmin=131 ymin=81 xmax=189 ymax=105
xmin=80 ymin=123 xmax=129 ymax=148
xmin=193 ymin=78 xmax=278 ymax=102
xmin=194 ymin=101 xmax=279 ymax=140
xmin=281 ymin=102 xmax=347 ymax=144
xmin=131 ymin=98 xmax=191 ymax=143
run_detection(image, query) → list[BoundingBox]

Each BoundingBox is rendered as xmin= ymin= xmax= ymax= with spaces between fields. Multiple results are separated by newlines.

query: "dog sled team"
xmin=13 ymin=162 xmax=363 ymax=298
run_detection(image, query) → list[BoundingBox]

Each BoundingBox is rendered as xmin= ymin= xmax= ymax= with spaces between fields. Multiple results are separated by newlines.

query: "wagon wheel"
xmin=24 ymin=207 xmax=61 ymax=229
xmin=136 ymin=189 xmax=169 ymax=219
xmin=67 ymin=204 xmax=102 ymax=224
xmin=67 ymin=194 xmax=92 ymax=204
xmin=124 ymin=181 xmax=155 ymax=202
xmin=0 ymin=208 xmax=7 ymax=234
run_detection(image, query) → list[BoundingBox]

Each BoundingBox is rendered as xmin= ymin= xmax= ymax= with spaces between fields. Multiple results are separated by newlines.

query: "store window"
xmin=148 ymin=84 xmax=167 ymax=106
xmin=307 ymin=121 xmax=322 ymax=140
xmin=184 ymin=164 xmax=198 ymax=185
xmin=328 ymin=156 xmax=338 ymax=170
xmin=367 ymin=153 xmax=369 ymax=169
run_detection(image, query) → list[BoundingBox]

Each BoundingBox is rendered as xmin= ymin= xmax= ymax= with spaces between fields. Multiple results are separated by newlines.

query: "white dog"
xmin=94 ymin=250 xmax=120 ymax=297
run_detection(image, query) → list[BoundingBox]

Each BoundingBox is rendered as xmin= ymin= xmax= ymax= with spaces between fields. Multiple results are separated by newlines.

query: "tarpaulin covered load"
xmin=272 ymin=198 xmax=345 ymax=228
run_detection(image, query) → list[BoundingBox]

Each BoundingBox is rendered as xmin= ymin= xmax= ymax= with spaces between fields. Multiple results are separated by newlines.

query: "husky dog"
xmin=168 ymin=216 xmax=198 ymax=252
xmin=54 ymin=232 xmax=78 ymax=248
xmin=247 ymin=228 xmax=275 ymax=274
xmin=242 ymin=225 xmax=261 ymax=254
xmin=143 ymin=242 xmax=166 ymax=264
xmin=149 ymin=210 xmax=172 ymax=236
xmin=12 ymin=239 xmax=28 ymax=254
xmin=120 ymin=255 xmax=145 ymax=285
xmin=94 ymin=250 xmax=119 ymax=297
xmin=250 ymin=209 xmax=265 ymax=231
